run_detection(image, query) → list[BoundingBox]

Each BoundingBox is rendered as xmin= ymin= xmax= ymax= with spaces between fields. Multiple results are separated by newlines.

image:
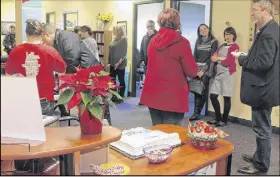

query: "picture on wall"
xmin=64 ymin=11 xmax=78 ymax=32
xmin=1 ymin=21 xmax=15 ymax=35
xmin=117 ymin=21 xmax=127 ymax=36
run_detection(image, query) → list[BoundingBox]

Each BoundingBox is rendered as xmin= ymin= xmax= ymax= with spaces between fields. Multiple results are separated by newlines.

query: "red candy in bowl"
xmin=188 ymin=121 xmax=229 ymax=150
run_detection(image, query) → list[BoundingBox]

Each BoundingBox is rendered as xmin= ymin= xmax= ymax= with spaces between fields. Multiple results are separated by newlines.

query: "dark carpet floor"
xmin=58 ymin=96 xmax=279 ymax=175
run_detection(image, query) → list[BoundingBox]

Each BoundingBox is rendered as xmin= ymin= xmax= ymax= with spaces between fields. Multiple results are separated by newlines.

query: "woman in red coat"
xmin=140 ymin=8 xmax=198 ymax=126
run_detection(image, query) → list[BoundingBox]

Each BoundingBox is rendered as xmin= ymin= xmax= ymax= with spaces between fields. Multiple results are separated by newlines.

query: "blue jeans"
xmin=252 ymin=107 xmax=272 ymax=172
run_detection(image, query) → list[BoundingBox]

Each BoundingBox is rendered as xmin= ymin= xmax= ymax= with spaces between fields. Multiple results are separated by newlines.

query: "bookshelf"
xmin=92 ymin=31 xmax=112 ymax=72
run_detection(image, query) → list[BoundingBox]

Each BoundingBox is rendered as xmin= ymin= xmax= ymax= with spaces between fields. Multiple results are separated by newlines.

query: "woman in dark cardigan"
xmin=109 ymin=25 xmax=127 ymax=103
xmin=189 ymin=24 xmax=218 ymax=120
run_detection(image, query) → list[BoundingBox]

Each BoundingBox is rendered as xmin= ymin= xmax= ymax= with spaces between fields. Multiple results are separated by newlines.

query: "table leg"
xmin=226 ymin=154 xmax=232 ymax=176
xmin=59 ymin=154 xmax=74 ymax=175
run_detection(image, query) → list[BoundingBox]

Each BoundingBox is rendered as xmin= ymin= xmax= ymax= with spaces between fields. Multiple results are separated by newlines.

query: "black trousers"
xmin=149 ymin=108 xmax=184 ymax=126
xmin=110 ymin=66 xmax=125 ymax=97
xmin=193 ymin=75 xmax=210 ymax=115
xmin=251 ymin=107 xmax=272 ymax=172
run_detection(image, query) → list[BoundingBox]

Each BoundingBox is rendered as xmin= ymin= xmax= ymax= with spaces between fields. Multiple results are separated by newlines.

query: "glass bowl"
xmin=143 ymin=144 xmax=173 ymax=164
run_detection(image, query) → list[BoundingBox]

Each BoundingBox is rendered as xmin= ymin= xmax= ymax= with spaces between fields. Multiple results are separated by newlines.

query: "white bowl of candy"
xmin=143 ymin=144 xmax=173 ymax=164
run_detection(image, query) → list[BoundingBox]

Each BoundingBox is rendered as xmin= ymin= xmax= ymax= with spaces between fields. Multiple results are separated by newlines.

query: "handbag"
xmin=189 ymin=78 xmax=205 ymax=95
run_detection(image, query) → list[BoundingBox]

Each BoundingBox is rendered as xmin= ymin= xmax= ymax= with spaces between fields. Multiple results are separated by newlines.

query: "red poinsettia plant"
xmin=56 ymin=65 xmax=122 ymax=121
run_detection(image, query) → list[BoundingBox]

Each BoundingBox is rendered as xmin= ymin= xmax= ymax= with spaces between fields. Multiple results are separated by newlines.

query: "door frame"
xmin=131 ymin=0 xmax=165 ymax=97
xmin=171 ymin=0 xmax=213 ymax=116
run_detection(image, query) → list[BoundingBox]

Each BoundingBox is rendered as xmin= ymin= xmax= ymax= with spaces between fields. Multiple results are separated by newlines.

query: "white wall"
xmin=137 ymin=3 xmax=164 ymax=50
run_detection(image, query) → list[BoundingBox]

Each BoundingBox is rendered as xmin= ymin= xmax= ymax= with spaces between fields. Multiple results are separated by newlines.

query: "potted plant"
xmin=56 ymin=65 xmax=122 ymax=135
xmin=97 ymin=12 xmax=113 ymax=30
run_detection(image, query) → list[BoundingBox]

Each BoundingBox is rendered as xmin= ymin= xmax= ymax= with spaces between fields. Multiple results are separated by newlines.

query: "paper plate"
xmin=100 ymin=163 xmax=130 ymax=175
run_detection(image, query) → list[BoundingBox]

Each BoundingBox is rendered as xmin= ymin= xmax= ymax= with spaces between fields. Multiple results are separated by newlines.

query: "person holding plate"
xmin=207 ymin=27 xmax=239 ymax=127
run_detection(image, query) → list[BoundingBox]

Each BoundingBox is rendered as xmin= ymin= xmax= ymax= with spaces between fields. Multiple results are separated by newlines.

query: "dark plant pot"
xmin=78 ymin=106 xmax=104 ymax=135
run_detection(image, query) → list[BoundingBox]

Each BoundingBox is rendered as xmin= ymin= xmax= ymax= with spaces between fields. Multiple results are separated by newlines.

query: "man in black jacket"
xmin=3 ymin=25 xmax=16 ymax=55
xmin=236 ymin=0 xmax=279 ymax=174
xmin=138 ymin=20 xmax=157 ymax=105
xmin=42 ymin=24 xmax=99 ymax=117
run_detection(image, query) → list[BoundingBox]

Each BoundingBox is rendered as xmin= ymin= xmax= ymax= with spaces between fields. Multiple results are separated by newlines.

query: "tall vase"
xmin=78 ymin=106 xmax=104 ymax=135
xmin=103 ymin=22 xmax=110 ymax=31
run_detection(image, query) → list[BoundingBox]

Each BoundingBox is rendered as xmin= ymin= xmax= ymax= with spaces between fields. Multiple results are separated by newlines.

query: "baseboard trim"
xmin=207 ymin=111 xmax=280 ymax=134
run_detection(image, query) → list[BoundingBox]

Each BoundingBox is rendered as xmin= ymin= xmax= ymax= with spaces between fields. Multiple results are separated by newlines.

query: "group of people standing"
xmin=140 ymin=0 xmax=278 ymax=174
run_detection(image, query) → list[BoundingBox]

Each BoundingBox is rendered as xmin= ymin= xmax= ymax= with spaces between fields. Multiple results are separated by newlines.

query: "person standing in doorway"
xmin=236 ymin=0 xmax=279 ymax=174
xmin=3 ymin=25 xmax=16 ymax=55
xmin=189 ymin=24 xmax=218 ymax=120
xmin=109 ymin=25 xmax=127 ymax=104
xmin=138 ymin=20 xmax=158 ymax=105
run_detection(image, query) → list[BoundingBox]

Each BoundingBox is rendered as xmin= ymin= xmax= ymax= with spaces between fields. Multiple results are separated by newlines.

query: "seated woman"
xmin=5 ymin=19 xmax=66 ymax=116
xmin=207 ymin=27 xmax=239 ymax=127
xmin=140 ymin=8 xmax=198 ymax=126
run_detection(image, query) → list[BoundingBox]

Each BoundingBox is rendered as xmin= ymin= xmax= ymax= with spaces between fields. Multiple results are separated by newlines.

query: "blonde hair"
xmin=113 ymin=25 xmax=125 ymax=41
xmin=252 ymin=0 xmax=275 ymax=15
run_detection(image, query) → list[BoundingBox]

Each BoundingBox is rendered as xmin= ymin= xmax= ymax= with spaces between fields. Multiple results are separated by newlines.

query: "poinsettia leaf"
xmin=89 ymin=97 xmax=97 ymax=105
xmin=79 ymin=103 xmax=87 ymax=116
xmin=87 ymin=103 xmax=103 ymax=121
xmin=59 ymin=74 xmax=76 ymax=84
xmin=106 ymin=92 xmax=113 ymax=99
xmin=106 ymin=98 xmax=116 ymax=108
xmin=67 ymin=92 xmax=82 ymax=110
xmin=110 ymin=90 xmax=123 ymax=100
xmin=56 ymin=88 xmax=75 ymax=106
xmin=58 ymin=82 xmax=72 ymax=91
xmin=88 ymin=65 xmax=104 ymax=73
xmin=80 ymin=91 xmax=92 ymax=106
xmin=96 ymin=95 xmax=104 ymax=104
xmin=98 ymin=71 xmax=110 ymax=76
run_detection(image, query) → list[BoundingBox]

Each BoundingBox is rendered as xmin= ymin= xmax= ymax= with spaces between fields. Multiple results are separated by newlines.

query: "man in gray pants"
xmin=236 ymin=0 xmax=279 ymax=174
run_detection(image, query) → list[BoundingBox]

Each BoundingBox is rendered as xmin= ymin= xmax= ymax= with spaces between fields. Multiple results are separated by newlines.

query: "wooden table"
xmin=105 ymin=124 xmax=234 ymax=175
xmin=1 ymin=126 xmax=122 ymax=175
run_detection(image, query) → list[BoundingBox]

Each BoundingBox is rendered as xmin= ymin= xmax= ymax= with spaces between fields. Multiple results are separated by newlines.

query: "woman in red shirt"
xmin=5 ymin=19 xmax=66 ymax=116
xmin=140 ymin=8 xmax=198 ymax=126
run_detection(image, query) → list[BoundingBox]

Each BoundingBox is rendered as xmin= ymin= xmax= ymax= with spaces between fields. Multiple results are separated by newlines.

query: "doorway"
xmin=131 ymin=0 xmax=165 ymax=98
xmin=172 ymin=0 xmax=213 ymax=117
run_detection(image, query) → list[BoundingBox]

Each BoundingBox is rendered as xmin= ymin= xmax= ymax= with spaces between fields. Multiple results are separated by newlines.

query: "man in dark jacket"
xmin=140 ymin=20 xmax=158 ymax=72
xmin=42 ymin=24 xmax=99 ymax=117
xmin=3 ymin=25 xmax=16 ymax=55
xmin=138 ymin=20 xmax=157 ymax=105
xmin=236 ymin=0 xmax=279 ymax=174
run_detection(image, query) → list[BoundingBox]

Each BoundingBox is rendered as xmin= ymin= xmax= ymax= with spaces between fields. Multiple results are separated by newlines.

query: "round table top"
xmin=1 ymin=126 xmax=122 ymax=160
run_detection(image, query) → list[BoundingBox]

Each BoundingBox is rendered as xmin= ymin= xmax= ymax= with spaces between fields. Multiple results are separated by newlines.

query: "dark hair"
xmin=196 ymin=24 xmax=214 ymax=43
xmin=80 ymin=25 xmax=92 ymax=36
xmin=25 ymin=19 xmax=43 ymax=36
xmin=224 ymin=27 xmax=237 ymax=42
xmin=9 ymin=25 xmax=15 ymax=29
xmin=74 ymin=26 xmax=81 ymax=34
xmin=157 ymin=8 xmax=180 ymax=30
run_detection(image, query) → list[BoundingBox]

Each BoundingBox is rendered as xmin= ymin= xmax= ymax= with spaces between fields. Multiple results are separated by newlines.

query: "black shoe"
xmin=138 ymin=102 xmax=143 ymax=105
xmin=207 ymin=119 xmax=217 ymax=124
xmin=189 ymin=113 xmax=200 ymax=121
xmin=215 ymin=121 xmax=227 ymax=127
xmin=242 ymin=154 xmax=254 ymax=163
xmin=237 ymin=164 xmax=267 ymax=175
